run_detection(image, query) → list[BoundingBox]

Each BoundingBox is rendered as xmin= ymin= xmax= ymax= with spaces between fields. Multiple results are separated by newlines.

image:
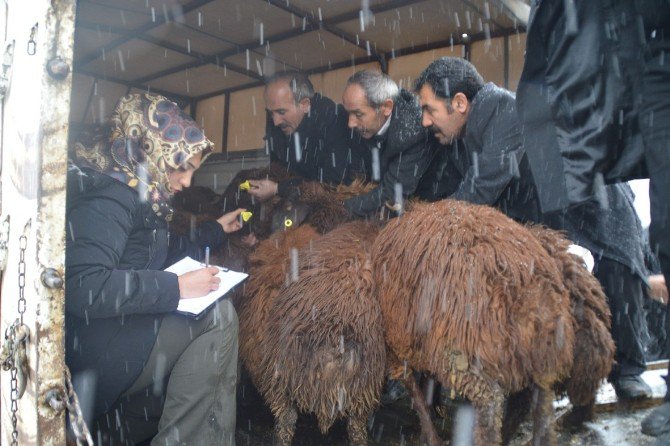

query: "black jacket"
xmin=65 ymin=167 xmax=226 ymax=419
xmin=416 ymin=83 xmax=541 ymax=224
xmin=344 ymin=89 xmax=437 ymax=217
xmin=266 ymin=93 xmax=369 ymax=192
xmin=516 ymin=0 xmax=649 ymax=213
xmin=416 ymin=83 xmax=647 ymax=279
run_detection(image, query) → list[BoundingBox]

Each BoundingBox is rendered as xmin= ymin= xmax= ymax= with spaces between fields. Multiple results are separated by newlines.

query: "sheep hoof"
xmin=560 ymin=404 xmax=595 ymax=430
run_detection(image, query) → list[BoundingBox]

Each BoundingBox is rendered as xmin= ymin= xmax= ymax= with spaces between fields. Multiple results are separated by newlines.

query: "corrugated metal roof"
xmin=73 ymin=0 xmax=525 ymax=102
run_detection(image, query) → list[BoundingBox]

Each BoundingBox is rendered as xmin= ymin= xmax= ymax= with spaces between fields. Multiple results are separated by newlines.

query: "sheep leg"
xmin=404 ymin=375 xmax=443 ymax=446
xmin=530 ymin=384 xmax=557 ymax=446
xmin=346 ymin=416 xmax=368 ymax=446
xmin=561 ymin=402 xmax=595 ymax=428
xmin=472 ymin=390 xmax=504 ymax=446
xmin=501 ymin=389 xmax=533 ymax=445
xmin=272 ymin=404 xmax=298 ymax=446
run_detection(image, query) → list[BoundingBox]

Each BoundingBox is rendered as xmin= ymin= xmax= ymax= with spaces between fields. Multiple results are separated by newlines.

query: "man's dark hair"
xmin=264 ymin=70 xmax=315 ymax=103
xmin=414 ymin=57 xmax=484 ymax=101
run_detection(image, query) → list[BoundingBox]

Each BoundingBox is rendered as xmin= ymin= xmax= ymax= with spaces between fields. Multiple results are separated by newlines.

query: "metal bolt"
xmin=44 ymin=389 xmax=66 ymax=412
xmin=40 ymin=268 xmax=63 ymax=289
xmin=46 ymin=57 xmax=69 ymax=80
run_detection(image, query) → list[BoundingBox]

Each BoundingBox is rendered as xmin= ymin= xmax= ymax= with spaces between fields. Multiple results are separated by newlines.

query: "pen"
xmin=205 ymin=246 xmax=210 ymax=268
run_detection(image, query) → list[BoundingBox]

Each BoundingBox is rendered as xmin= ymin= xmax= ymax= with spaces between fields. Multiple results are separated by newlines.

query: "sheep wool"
xmin=373 ymin=199 xmax=577 ymax=446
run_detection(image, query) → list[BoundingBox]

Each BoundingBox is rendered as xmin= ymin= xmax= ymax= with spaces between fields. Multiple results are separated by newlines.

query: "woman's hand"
xmin=178 ymin=267 xmax=221 ymax=299
xmin=216 ymin=208 xmax=246 ymax=233
xmin=247 ymin=179 xmax=278 ymax=201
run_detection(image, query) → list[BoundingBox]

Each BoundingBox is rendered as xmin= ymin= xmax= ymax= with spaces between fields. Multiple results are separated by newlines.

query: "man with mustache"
xmin=249 ymin=71 xmax=368 ymax=201
xmin=414 ymin=57 xmax=652 ymax=402
xmin=341 ymin=70 xmax=437 ymax=217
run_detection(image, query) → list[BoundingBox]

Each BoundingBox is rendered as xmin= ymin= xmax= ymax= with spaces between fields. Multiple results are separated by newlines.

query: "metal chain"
xmin=1 ymin=220 xmax=31 ymax=445
xmin=7 ymin=322 xmax=18 ymax=445
xmin=17 ymin=230 xmax=26 ymax=325
xmin=64 ymin=367 xmax=93 ymax=446
xmin=26 ymin=23 xmax=36 ymax=56
xmin=11 ymin=228 xmax=28 ymax=444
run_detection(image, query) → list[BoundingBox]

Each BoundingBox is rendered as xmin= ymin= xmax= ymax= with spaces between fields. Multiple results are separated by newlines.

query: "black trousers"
xmin=594 ymin=257 xmax=648 ymax=378
xmin=640 ymin=26 xmax=670 ymax=397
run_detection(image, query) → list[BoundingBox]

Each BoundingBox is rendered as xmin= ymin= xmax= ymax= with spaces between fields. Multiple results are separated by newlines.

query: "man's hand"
xmin=178 ymin=267 xmax=221 ymax=299
xmin=247 ymin=179 xmax=278 ymax=201
xmin=217 ymin=208 xmax=246 ymax=233
xmin=649 ymin=274 xmax=668 ymax=304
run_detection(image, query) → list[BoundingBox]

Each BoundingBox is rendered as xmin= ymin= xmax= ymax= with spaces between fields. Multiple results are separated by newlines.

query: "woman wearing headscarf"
xmin=65 ymin=93 xmax=244 ymax=445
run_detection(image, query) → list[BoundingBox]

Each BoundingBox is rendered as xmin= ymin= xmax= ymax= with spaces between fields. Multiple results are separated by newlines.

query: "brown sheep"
xmin=372 ymin=199 xmax=576 ymax=446
xmin=169 ymin=186 xmax=255 ymax=286
xmin=238 ymin=181 xmax=384 ymax=445
xmin=259 ymin=222 xmax=385 ymax=445
xmin=169 ymin=163 xmax=300 ymax=271
xmin=270 ymin=179 xmax=376 ymax=234
xmin=216 ymin=162 xmax=302 ymax=239
xmin=238 ymin=224 xmax=321 ymax=391
xmin=528 ymin=225 xmax=615 ymax=421
xmin=498 ymin=226 xmax=615 ymax=444
xmin=170 ymin=174 xmax=373 ymax=306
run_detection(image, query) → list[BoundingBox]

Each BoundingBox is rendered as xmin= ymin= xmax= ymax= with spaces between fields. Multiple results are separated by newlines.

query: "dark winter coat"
xmin=65 ymin=167 xmax=226 ymax=419
xmin=416 ymin=83 xmax=541 ymax=224
xmin=266 ymin=93 xmax=369 ymax=193
xmin=343 ymin=89 xmax=437 ymax=217
xmin=415 ymin=83 xmax=647 ymax=280
xmin=516 ymin=0 xmax=650 ymax=213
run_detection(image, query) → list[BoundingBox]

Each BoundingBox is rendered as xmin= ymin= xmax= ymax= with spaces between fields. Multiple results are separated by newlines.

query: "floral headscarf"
xmin=73 ymin=93 xmax=213 ymax=221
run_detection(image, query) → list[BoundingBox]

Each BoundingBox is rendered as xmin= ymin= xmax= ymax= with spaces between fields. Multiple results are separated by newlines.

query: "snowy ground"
xmin=507 ymin=367 xmax=667 ymax=446
xmin=235 ymin=367 xmax=668 ymax=445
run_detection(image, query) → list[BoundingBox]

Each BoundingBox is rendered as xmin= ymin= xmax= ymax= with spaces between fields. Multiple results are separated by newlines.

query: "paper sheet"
xmin=165 ymin=256 xmax=248 ymax=316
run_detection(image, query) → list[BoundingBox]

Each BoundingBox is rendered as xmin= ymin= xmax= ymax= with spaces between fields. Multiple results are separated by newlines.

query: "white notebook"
xmin=165 ymin=256 xmax=248 ymax=317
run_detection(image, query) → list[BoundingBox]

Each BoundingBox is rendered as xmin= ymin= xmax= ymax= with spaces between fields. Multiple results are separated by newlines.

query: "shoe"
xmin=613 ymin=375 xmax=653 ymax=401
xmin=651 ymin=431 xmax=670 ymax=446
xmin=380 ymin=379 xmax=408 ymax=404
xmin=643 ymin=402 xmax=670 ymax=437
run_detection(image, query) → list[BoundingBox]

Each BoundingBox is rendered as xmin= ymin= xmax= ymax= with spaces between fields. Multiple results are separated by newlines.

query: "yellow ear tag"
xmin=284 ymin=218 xmax=293 ymax=228
xmin=239 ymin=180 xmax=251 ymax=191
xmin=241 ymin=211 xmax=253 ymax=222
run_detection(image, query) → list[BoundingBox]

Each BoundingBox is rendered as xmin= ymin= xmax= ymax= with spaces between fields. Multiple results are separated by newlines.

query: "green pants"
xmin=97 ymin=300 xmax=238 ymax=445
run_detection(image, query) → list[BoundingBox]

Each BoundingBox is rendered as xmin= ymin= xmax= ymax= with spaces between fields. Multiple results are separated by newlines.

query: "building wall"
xmin=195 ymin=95 xmax=226 ymax=153
xmin=310 ymin=62 xmax=382 ymax=104
xmin=226 ymin=86 xmax=266 ymax=152
xmin=507 ymin=31 xmax=527 ymax=91
xmin=388 ymin=45 xmax=464 ymax=90
xmin=471 ymin=37 xmax=506 ymax=88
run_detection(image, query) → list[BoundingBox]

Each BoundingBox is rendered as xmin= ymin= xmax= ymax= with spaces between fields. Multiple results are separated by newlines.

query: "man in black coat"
xmin=247 ymin=71 xmax=369 ymax=201
xmin=341 ymin=70 xmax=437 ymax=217
xmin=414 ymin=57 xmax=652 ymax=400
xmin=516 ymin=3 xmax=670 ymax=441
xmin=516 ymin=0 xmax=649 ymax=213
